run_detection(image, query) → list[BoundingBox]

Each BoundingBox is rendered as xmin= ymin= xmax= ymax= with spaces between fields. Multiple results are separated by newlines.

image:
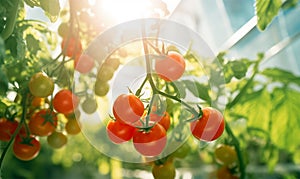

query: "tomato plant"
xmin=190 ymin=107 xmax=225 ymax=141
xmin=155 ymin=52 xmax=186 ymax=81
xmin=1 ymin=0 xmax=300 ymax=178
xmin=13 ymin=135 xmax=41 ymax=161
xmin=132 ymin=123 xmax=167 ymax=156
xmin=106 ymin=120 xmax=136 ymax=144
xmin=29 ymin=72 xmax=54 ymax=98
xmin=113 ymin=94 xmax=144 ymax=125
xmin=53 ymin=89 xmax=79 ymax=115
xmin=47 ymin=131 xmax=68 ymax=149
xmin=28 ymin=109 xmax=58 ymax=137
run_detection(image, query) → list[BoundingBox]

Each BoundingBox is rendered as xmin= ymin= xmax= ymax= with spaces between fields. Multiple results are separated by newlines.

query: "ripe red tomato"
xmin=190 ymin=107 xmax=225 ymax=141
xmin=61 ymin=37 xmax=82 ymax=58
xmin=150 ymin=111 xmax=171 ymax=131
xmin=133 ymin=123 xmax=167 ymax=156
xmin=0 ymin=118 xmax=18 ymax=141
xmin=13 ymin=135 xmax=41 ymax=161
xmin=28 ymin=109 xmax=58 ymax=136
xmin=53 ymin=89 xmax=79 ymax=114
xmin=65 ymin=119 xmax=81 ymax=135
xmin=47 ymin=131 xmax=68 ymax=149
xmin=106 ymin=120 xmax=136 ymax=144
xmin=155 ymin=52 xmax=186 ymax=81
xmin=152 ymin=161 xmax=176 ymax=179
xmin=74 ymin=54 xmax=95 ymax=73
xmin=113 ymin=94 xmax=144 ymax=125
xmin=214 ymin=144 xmax=237 ymax=166
xmin=29 ymin=72 xmax=54 ymax=98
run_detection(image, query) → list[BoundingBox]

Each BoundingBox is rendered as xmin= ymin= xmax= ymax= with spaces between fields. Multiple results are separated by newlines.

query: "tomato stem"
xmin=225 ymin=123 xmax=246 ymax=179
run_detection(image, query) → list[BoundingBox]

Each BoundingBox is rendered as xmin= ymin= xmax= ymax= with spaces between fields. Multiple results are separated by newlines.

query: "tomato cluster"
xmin=0 ymin=71 xmax=83 ymax=161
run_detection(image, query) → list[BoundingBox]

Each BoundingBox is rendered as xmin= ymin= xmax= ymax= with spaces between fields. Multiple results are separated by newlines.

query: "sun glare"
xmin=96 ymin=0 xmax=180 ymax=24
xmin=102 ymin=0 xmax=151 ymax=22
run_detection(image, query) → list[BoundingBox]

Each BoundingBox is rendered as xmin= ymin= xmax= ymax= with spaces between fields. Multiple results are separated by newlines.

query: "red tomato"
xmin=53 ymin=89 xmax=79 ymax=114
xmin=74 ymin=54 xmax=95 ymax=73
xmin=155 ymin=52 xmax=186 ymax=81
xmin=150 ymin=111 xmax=171 ymax=131
xmin=106 ymin=120 xmax=136 ymax=144
xmin=133 ymin=123 xmax=167 ymax=156
xmin=113 ymin=94 xmax=144 ymax=125
xmin=61 ymin=37 xmax=82 ymax=58
xmin=28 ymin=109 xmax=58 ymax=136
xmin=190 ymin=107 xmax=225 ymax=141
xmin=13 ymin=135 xmax=41 ymax=161
xmin=0 ymin=118 xmax=18 ymax=141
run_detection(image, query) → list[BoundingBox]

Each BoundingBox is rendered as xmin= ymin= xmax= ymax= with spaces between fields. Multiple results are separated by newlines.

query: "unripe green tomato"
xmin=81 ymin=97 xmax=98 ymax=114
xmin=29 ymin=72 xmax=54 ymax=97
xmin=47 ymin=131 xmax=68 ymax=149
xmin=214 ymin=145 xmax=237 ymax=166
xmin=97 ymin=65 xmax=115 ymax=81
xmin=94 ymin=80 xmax=109 ymax=96
xmin=152 ymin=161 xmax=176 ymax=179
xmin=104 ymin=57 xmax=120 ymax=70
xmin=58 ymin=22 xmax=69 ymax=37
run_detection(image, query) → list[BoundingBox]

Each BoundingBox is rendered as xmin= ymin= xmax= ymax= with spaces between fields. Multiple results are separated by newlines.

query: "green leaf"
xmin=26 ymin=34 xmax=40 ymax=54
xmin=23 ymin=0 xmax=40 ymax=7
xmin=255 ymin=0 xmax=282 ymax=30
xmin=261 ymin=68 xmax=300 ymax=85
xmin=269 ymin=88 xmax=300 ymax=152
xmin=282 ymin=0 xmax=299 ymax=9
xmin=171 ymin=81 xmax=186 ymax=99
xmin=182 ymin=80 xmax=211 ymax=103
xmin=5 ymin=35 xmax=25 ymax=59
xmin=0 ymin=100 xmax=7 ymax=118
xmin=231 ymin=89 xmax=272 ymax=130
xmin=40 ymin=0 xmax=60 ymax=22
